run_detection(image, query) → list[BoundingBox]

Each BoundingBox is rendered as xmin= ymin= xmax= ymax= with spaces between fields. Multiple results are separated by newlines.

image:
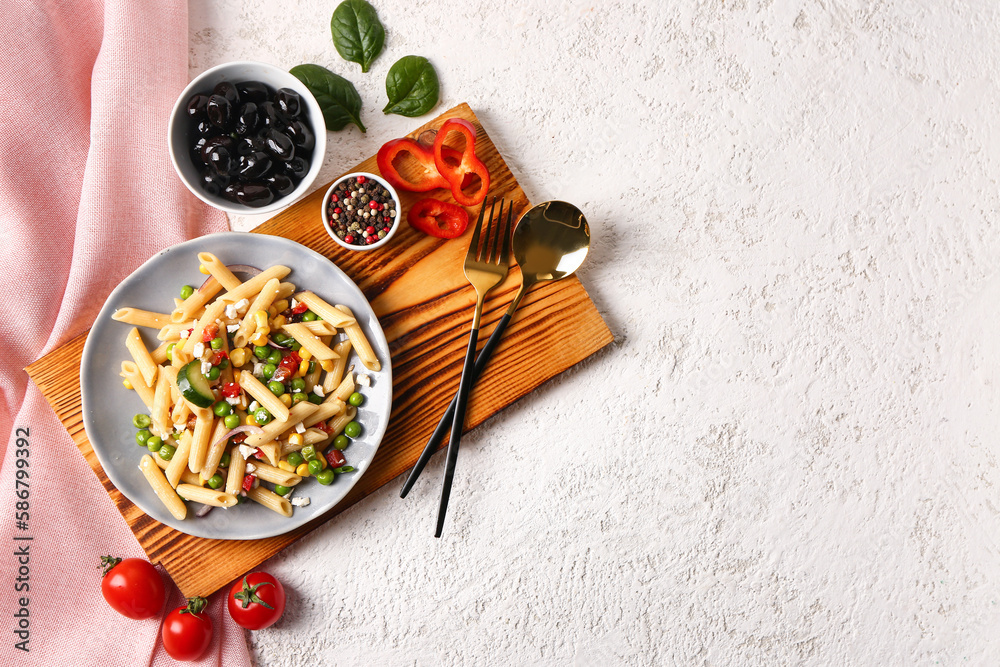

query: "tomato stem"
xmin=181 ymin=596 xmax=209 ymax=615
xmin=234 ymin=576 xmax=275 ymax=609
xmin=99 ymin=555 xmax=123 ymax=577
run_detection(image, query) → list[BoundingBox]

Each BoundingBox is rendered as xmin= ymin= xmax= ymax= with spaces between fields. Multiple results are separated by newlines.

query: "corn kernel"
xmin=278 ymin=461 xmax=295 ymax=472
xmin=245 ymin=414 xmax=258 ymax=427
xmin=249 ymin=332 xmax=269 ymax=347
xmin=316 ymin=455 xmax=327 ymax=470
xmin=271 ymin=314 xmax=287 ymax=329
xmin=253 ymin=310 xmax=269 ymax=329
xmin=280 ymin=393 xmax=293 ymax=407
xmin=298 ymin=348 xmax=312 ymax=362
xmin=273 ymin=299 xmax=289 ymax=314
xmin=297 ymin=360 xmax=310 ymax=377
xmin=267 ymin=305 xmax=278 ymax=318
xmin=122 ymin=379 xmax=133 ymax=389
xmin=320 ymin=360 xmax=335 ymax=373
xmin=230 ymin=347 xmax=249 ymax=367
xmin=288 ymin=433 xmax=304 ymax=447
xmin=199 ymin=264 xmax=210 ymax=275
xmin=295 ymin=463 xmax=310 ymax=477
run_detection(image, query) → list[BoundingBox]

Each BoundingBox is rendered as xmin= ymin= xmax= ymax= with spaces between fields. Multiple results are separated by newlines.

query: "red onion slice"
xmin=210 ymin=424 xmax=265 ymax=451
xmin=195 ymin=504 xmax=213 ymax=517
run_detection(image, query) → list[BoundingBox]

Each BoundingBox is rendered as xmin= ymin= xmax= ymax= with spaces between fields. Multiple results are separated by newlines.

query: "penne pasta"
xmin=171 ymin=278 xmax=223 ymax=323
xmin=165 ymin=431 xmax=193 ymax=488
xmin=225 ymin=443 xmax=248 ymax=496
xmin=113 ymin=308 xmax=172 ymax=328
xmin=322 ymin=339 xmax=352 ymax=393
xmin=197 ymin=252 xmax=243 ymax=291
xmin=232 ymin=277 xmax=281 ymax=349
xmin=176 ymin=484 xmax=239 ymax=508
xmin=121 ymin=361 xmax=155 ymax=410
xmin=281 ymin=322 xmax=340 ymax=361
xmin=187 ymin=408 xmax=214 ymax=474
xmin=125 ymin=327 xmax=158 ymax=387
xmin=182 ymin=299 xmax=226 ymax=354
xmin=244 ymin=402 xmax=318 ymax=448
xmin=293 ymin=291 xmax=357 ymax=327
xmin=153 ymin=453 xmax=202 ymax=486
xmin=240 ymin=370 xmax=291 ymax=423
xmin=335 ymin=305 xmax=380 ymax=371
xmin=218 ymin=265 xmax=291 ymax=304
xmin=246 ymin=486 xmax=292 ymax=517
xmin=140 ymin=455 xmax=187 ymax=520
xmin=249 ymin=461 xmax=302 ymax=487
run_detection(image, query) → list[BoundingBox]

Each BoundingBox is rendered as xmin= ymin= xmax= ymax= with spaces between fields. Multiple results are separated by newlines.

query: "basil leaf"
xmin=289 ymin=64 xmax=366 ymax=133
xmin=330 ymin=0 xmax=385 ymax=74
xmin=383 ymin=56 xmax=439 ymax=118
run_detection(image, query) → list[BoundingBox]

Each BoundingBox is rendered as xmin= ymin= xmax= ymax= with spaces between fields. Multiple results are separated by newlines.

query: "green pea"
xmin=307 ymin=459 xmax=324 ymax=475
xmin=136 ymin=429 xmax=151 ymax=447
xmin=333 ymin=435 xmax=350 ymax=450
xmin=218 ymin=358 xmax=230 ymax=370
xmin=291 ymin=377 xmax=306 ymax=392
xmin=158 ymin=444 xmax=176 ymax=461
xmin=166 ymin=342 xmax=175 ymax=361
xmin=254 ymin=345 xmax=269 ymax=360
xmin=267 ymin=349 xmax=283 ymax=365
xmin=308 ymin=392 xmax=324 ymax=405
xmin=344 ymin=421 xmax=362 ymax=438
xmin=224 ymin=414 xmax=240 ymax=430
xmin=302 ymin=311 xmax=318 ymax=322
xmin=286 ymin=452 xmax=304 ymax=467
xmin=301 ymin=445 xmax=316 ymax=461
xmin=180 ymin=284 xmax=194 ymax=299
xmin=146 ymin=436 xmax=162 ymax=453
xmin=213 ymin=401 xmax=231 ymax=417
xmin=253 ymin=408 xmax=272 ymax=425
xmin=272 ymin=333 xmax=288 ymax=344
xmin=292 ymin=393 xmax=306 ymax=405
xmin=219 ymin=451 xmax=231 ymax=468
xmin=207 ymin=366 xmax=221 ymax=381
xmin=315 ymin=469 xmax=335 ymax=485
xmin=207 ymin=473 xmax=224 ymax=489
xmin=268 ymin=380 xmax=285 ymax=396
xmin=348 ymin=392 xmax=364 ymax=407
xmin=273 ymin=484 xmax=291 ymax=496
xmin=262 ymin=363 xmax=277 ymax=379
xmin=308 ymin=360 xmax=316 ymax=374
xmin=133 ymin=414 xmax=151 ymax=428
xmin=210 ymin=337 xmax=224 ymax=350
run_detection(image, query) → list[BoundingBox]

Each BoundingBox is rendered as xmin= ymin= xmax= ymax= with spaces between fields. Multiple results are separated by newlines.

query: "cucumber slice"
xmin=177 ymin=360 xmax=215 ymax=408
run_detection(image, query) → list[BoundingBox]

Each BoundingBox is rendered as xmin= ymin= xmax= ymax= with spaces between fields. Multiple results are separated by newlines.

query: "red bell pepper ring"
xmin=407 ymin=198 xmax=470 ymax=239
xmin=432 ymin=118 xmax=490 ymax=206
xmin=376 ymin=138 xmax=449 ymax=192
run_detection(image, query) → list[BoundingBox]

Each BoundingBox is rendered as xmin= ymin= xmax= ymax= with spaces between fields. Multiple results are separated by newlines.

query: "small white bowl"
xmin=168 ymin=61 xmax=326 ymax=216
xmin=321 ymin=172 xmax=401 ymax=251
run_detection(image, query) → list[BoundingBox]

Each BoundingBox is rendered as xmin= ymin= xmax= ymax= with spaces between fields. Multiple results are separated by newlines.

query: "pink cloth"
xmin=0 ymin=0 xmax=251 ymax=665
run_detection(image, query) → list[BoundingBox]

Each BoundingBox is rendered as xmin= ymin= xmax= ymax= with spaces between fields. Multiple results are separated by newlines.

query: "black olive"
xmin=213 ymin=81 xmax=240 ymax=107
xmin=234 ymin=102 xmax=259 ymax=136
xmin=274 ymin=88 xmax=302 ymax=118
xmin=264 ymin=129 xmax=295 ymax=162
xmin=186 ymin=94 xmax=209 ymax=120
xmin=258 ymin=101 xmax=287 ymax=129
xmin=206 ymin=95 xmax=233 ymax=129
xmin=199 ymin=135 xmax=233 ymax=163
xmin=222 ymin=183 xmax=241 ymax=202
xmin=205 ymin=145 xmax=233 ymax=176
xmin=266 ymin=173 xmax=295 ymax=197
xmin=191 ymin=136 xmax=209 ymax=164
xmin=237 ymin=81 xmax=271 ymax=104
xmin=238 ymin=151 xmax=273 ymax=180
xmin=194 ymin=119 xmax=216 ymax=136
xmin=236 ymin=183 xmax=275 ymax=207
xmin=201 ymin=169 xmax=230 ymax=196
xmin=283 ymin=156 xmax=309 ymax=179
xmin=234 ymin=135 xmax=263 ymax=156
xmin=285 ymin=120 xmax=315 ymax=151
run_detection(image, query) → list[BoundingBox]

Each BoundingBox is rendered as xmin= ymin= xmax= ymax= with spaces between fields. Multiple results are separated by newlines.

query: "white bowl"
xmin=168 ymin=61 xmax=326 ymax=216
xmin=321 ymin=172 xmax=401 ymax=251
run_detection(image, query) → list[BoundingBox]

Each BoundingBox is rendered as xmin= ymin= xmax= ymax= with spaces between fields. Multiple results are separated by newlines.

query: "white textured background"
xmin=192 ymin=1 xmax=1000 ymax=664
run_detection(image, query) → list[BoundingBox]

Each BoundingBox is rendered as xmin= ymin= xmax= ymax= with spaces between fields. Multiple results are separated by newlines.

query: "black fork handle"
xmin=399 ymin=311 xmax=513 ymax=499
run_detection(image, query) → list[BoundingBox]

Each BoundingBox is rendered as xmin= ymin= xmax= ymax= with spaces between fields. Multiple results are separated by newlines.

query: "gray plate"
xmin=80 ymin=232 xmax=392 ymax=540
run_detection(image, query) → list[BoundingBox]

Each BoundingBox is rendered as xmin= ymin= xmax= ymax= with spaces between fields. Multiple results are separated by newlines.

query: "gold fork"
xmin=436 ymin=197 xmax=513 ymax=537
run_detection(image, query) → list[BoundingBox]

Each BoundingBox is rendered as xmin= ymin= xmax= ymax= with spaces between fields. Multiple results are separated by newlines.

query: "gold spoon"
xmin=400 ymin=200 xmax=591 ymax=500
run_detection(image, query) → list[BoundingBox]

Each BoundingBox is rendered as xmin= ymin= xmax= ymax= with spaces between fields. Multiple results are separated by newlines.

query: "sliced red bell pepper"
xmin=377 ymin=138 xmax=449 ymax=192
xmin=432 ymin=118 xmax=490 ymax=206
xmin=407 ymin=198 xmax=470 ymax=239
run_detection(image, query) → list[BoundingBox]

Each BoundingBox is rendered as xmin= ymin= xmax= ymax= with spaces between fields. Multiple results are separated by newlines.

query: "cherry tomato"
xmin=227 ymin=572 xmax=286 ymax=630
xmin=99 ymin=555 xmax=165 ymax=620
xmin=162 ymin=597 xmax=213 ymax=662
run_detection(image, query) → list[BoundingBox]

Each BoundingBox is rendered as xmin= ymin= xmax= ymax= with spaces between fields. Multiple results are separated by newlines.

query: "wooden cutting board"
xmin=26 ymin=103 xmax=613 ymax=597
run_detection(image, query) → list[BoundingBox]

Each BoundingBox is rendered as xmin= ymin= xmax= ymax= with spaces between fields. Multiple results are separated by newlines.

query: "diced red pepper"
xmin=432 ymin=119 xmax=490 ymax=206
xmin=314 ymin=420 xmax=332 ymax=434
xmin=377 ymin=138 xmax=450 ymax=192
xmin=202 ymin=323 xmax=220 ymax=343
xmin=254 ymin=448 xmax=266 ymax=460
xmin=231 ymin=433 xmax=248 ymax=445
xmin=242 ymin=474 xmax=256 ymax=492
xmin=325 ymin=449 xmax=346 ymax=468
xmin=291 ymin=301 xmax=309 ymax=315
xmin=221 ymin=382 xmax=241 ymax=398
xmin=212 ymin=350 xmax=229 ymax=366
xmin=278 ymin=352 xmax=302 ymax=372
xmin=407 ymin=198 xmax=470 ymax=239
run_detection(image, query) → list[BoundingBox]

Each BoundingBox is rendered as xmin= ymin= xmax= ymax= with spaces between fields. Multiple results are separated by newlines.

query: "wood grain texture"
xmin=25 ymin=103 xmax=613 ymax=597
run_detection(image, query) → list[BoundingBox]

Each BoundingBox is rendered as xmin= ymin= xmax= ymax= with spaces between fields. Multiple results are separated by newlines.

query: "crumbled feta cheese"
xmin=357 ymin=374 xmax=371 ymax=387
xmin=294 ymin=422 xmax=306 ymax=434
xmin=290 ymin=298 xmax=298 ymax=309
xmin=313 ymin=385 xmax=325 ymax=398
xmin=225 ymin=303 xmax=239 ymax=319
xmin=253 ymin=362 xmax=263 ymax=377
xmin=193 ymin=342 xmax=205 ymax=358
xmin=179 ymin=329 xmax=190 ymax=339
xmin=244 ymin=463 xmax=256 ymax=474
xmin=248 ymin=400 xmax=259 ymax=412
xmin=227 ymin=323 xmax=240 ymax=333
xmin=290 ymin=497 xmax=310 ymax=507
xmin=238 ymin=444 xmax=255 ymax=460
xmin=200 ymin=360 xmax=212 ymax=375
xmin=225 ymin=396 xmax=240 ymax=406
xmin=235 ymin=298 xmax=250 ymax=313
